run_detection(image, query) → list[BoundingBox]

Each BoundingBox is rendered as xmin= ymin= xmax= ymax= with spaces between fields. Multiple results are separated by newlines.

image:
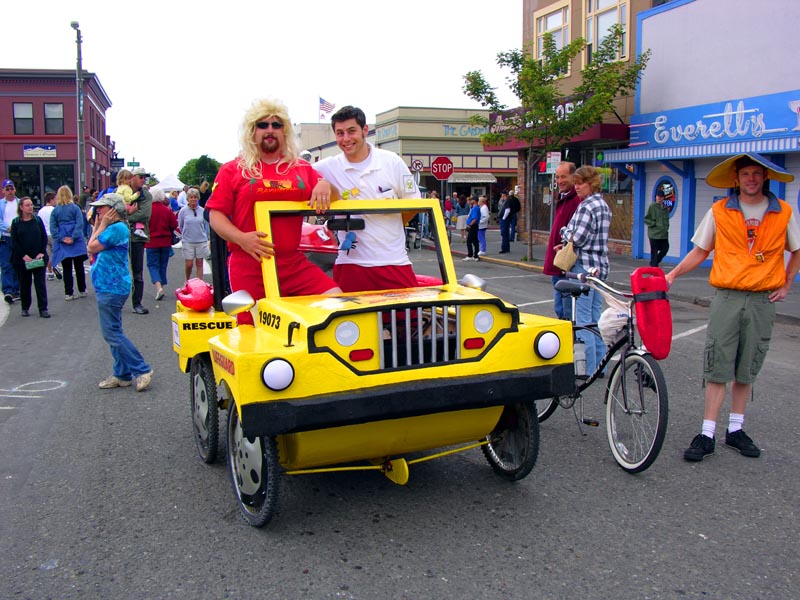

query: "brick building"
xmin=0 ymin=69 xmax=114 ymax=205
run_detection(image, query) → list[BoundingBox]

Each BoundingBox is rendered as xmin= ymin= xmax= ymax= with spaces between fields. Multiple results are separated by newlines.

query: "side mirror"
xmin=222 ymin=290 xmax=255 ymax=316
xmin=460 ymin=273 xmax=487 ymax=291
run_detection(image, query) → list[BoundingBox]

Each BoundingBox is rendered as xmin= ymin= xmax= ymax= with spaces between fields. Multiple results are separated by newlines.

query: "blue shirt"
xmin=91 ymin=221 xmax=131 ymax=295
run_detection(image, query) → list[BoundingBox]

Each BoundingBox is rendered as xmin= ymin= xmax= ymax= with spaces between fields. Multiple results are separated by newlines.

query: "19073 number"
xmin=259 ymin=311 xmax=281 ymax=329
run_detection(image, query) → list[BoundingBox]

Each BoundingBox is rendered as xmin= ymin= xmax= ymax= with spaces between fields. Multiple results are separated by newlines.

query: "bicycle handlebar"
xmin=565 ymin=269 xmax=634 ymax=300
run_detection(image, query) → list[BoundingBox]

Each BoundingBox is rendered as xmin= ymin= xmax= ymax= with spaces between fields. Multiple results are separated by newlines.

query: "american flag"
xmin=319 ymin=97 xmax=335 ymax=120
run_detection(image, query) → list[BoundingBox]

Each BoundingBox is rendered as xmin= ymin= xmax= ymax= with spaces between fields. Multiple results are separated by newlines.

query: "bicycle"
xmin=536 ymin=270 xmax=669 ymax=474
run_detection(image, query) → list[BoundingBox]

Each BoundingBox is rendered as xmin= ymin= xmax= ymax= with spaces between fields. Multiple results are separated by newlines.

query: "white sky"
xmin=4 ymin=0 xmax=521 ymax=179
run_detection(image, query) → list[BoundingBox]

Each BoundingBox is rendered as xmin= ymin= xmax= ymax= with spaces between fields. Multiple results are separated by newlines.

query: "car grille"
xmin=377 ymin=304 xmax=459 ymax=368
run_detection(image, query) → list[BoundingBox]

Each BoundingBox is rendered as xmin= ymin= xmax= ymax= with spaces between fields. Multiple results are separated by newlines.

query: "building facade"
xmin=0 ymin=69 xmax=114 ymax=204
xmin=604 ymin=0 xmax=800 ymax=278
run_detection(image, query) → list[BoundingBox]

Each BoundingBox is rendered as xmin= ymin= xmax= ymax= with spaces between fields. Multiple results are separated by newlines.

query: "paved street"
xmin=1 ymin=248 xmax=798 ymax=599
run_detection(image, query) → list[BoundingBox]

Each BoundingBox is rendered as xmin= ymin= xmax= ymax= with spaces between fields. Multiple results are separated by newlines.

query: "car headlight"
xmin=534 ymin=331 xmax=561 ymax=360
xmin=335 ymin=320 xmax=360 ymax=347
xmin=261 ymin=359 xmax=294 ymax=391
xmin=473 ymin=309 xmax=493 ymax=334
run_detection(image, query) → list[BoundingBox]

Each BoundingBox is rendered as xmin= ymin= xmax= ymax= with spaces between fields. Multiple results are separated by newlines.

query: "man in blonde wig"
xmin=207 ymin=99 xmax=339 ymax=323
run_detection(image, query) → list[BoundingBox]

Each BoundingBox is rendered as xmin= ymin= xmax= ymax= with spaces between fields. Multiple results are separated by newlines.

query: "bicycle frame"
xmin=559 ymin=275 xmax=638 ymax=396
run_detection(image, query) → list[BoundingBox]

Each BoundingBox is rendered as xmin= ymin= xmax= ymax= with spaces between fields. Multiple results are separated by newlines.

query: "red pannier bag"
xmin=630 ymin=267 xmax=672 ymax=360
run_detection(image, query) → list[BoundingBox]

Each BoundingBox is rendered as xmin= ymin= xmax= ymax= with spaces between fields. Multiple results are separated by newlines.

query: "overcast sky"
xmin=5 ymin=0 xmax=521 ymax=179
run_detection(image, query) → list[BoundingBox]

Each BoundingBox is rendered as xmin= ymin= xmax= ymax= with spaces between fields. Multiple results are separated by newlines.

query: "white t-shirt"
xmin=315 ymin=144 xmax=420 ymax=267
xmin=692 ymin=197 xmax=800 ymax=251
xmin=2 ymin=198 xmax=18 ymax=236
xmin=37 ymin=205 xmax=54 ymax=235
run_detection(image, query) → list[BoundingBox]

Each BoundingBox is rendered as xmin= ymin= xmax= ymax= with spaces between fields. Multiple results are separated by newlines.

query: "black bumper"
xmin=241 ymin=363 xmax=574 ymax=437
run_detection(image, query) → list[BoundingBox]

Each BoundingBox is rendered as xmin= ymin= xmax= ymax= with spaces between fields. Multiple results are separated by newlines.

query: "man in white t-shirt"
xmin=1 ymin=178 xmax=21 ymax=303
xmin=36 ymin=192 xmax=58 ymax=280
xmin=312 ymin=105 xmax=420 ymax=292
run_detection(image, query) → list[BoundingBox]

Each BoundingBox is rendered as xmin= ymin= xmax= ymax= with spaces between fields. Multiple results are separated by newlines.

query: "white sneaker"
xmin=478 ymin=251 xmax=486 ymax=256
xmin=462 ymin=256 xmax=473 ymax=261
xmin=77 ymin=291 xmax=87 ymax=298
xmin=99 ymin=375 xmax=132 ymax=389
xmin=135 ymin=370 xmax=154 ymax=392
xmin=65 ymin=294 xmax=77 ymax=301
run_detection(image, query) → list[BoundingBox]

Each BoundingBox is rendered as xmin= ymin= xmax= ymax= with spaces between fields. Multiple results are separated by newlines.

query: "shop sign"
xmin=23 ymin=144 xmax=56 ymax=158
xmin=629 ymin=90 xmax=800 ymax=149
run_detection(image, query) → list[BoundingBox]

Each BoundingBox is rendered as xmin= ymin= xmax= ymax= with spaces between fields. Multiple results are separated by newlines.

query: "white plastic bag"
xmin=597 ymin=288 xmax=631 ymax=345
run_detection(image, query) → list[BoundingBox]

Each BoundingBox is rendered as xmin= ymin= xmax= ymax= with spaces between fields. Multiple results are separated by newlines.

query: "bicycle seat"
xmin=555 ymin=280 xmax=591 ymax=296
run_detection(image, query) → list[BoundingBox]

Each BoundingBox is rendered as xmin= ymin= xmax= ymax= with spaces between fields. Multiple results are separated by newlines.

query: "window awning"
xmin=447 ymin=172 xmax=498 ymax=184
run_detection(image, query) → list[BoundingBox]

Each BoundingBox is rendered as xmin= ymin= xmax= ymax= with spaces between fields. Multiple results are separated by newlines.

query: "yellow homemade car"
xmin=172 ymin=199 xmax=574 ymax=526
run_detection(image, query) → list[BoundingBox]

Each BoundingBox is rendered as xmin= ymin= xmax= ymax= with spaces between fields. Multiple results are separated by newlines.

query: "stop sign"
xmin=431 ymin=156 xmax=454 ymax=181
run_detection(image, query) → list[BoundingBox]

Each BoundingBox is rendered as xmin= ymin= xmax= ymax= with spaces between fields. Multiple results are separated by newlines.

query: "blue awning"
xmin=605 ymin=135 xmax=800 ymax=164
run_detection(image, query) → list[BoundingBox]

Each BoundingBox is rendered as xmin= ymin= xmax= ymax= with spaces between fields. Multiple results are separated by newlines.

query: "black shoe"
xmin=4 ymin=293 xmax=13 ymax=304
xmin=132 ymin=305 xmax=149 ymax=315
xmin=21 ymin=309 xmax=30 ymax=317
xmin=12 ymin=294 xmax=20 ymax=302
xmin=498 ymin=250 xmax=509 ymax=254
xmin=684 ymin=434 xmax=715 ymax=461
xmin=53 ymin=266 xmax=63 ymax=280
xmin=725 ymin=429 xmax=761 ymax=457
xmin=39 ymin=310 xmax=51 ymax=318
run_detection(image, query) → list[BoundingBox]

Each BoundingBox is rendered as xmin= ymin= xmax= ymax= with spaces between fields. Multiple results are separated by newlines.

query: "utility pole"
xmin=70 ymin=21 xmax=86 ymax=192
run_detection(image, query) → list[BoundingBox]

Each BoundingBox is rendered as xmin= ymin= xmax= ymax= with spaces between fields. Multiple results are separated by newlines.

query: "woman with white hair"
xmin=145 ymin=188 xmax=179 ymax=300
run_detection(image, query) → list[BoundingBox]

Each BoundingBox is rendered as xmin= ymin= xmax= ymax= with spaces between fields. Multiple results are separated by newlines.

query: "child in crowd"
xmin=116 ymin=169 xmax=147 ymax=239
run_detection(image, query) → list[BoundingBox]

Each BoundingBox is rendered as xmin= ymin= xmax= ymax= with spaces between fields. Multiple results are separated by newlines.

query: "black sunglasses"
xmin=256 ymin=121 xmax=284 ymax=130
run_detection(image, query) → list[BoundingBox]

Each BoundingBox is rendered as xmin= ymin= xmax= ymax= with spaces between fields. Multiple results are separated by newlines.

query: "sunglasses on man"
xmin=256 ymin=121 xmax=284 ymax=130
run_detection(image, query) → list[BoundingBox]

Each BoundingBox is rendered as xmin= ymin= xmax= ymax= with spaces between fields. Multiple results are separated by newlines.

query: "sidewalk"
xmin=445 ymin=228 xmax=800 ymax=325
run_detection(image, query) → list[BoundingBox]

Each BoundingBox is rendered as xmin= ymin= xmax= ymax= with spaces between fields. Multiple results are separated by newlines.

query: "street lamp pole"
xmin=70 ymin=21 xmax=85 ymax=192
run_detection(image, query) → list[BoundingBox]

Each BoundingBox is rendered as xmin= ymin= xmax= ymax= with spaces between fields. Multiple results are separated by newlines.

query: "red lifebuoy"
xmin=630 ymin=267 xmax=672 ymax=360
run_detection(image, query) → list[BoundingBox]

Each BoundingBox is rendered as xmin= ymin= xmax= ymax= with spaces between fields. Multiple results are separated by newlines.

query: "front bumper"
xmin=241 ymin=363 xmax=573 ymax=437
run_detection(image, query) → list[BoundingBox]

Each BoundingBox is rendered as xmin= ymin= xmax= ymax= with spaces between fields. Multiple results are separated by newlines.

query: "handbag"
xmin=25 ymin=257 xmax=46 ymax=270
xmin=553 ymin=239 xmax=577 ymax=272
xmin=171 ymin=230 xmax=182 ymax=246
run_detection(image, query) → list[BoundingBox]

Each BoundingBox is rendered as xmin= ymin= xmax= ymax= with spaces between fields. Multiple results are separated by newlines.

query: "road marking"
xmin=673 ymin=324 xmax=708 ymax=340
xmin=0 ymin=380 xmax=67 ymax=400
xmin=517 ymin=300 xmax=554 ymax=307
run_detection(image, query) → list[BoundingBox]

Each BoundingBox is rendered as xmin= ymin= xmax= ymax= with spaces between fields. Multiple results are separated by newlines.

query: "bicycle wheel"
xmin=536 ymin=397 xmax=559 ymax=422
xmin=605 ymin=353 xmax=668 ymax=473
xmin=482 ymin=402 xmax=540 ymax=481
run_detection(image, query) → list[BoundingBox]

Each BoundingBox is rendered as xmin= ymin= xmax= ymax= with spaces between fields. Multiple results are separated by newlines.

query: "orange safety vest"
xmin=709 ymin=193 xmax=791 ymax=292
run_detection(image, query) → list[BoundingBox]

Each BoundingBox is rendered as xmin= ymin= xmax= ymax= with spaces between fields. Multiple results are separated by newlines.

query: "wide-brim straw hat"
xmin=706 ymin=152 xmax=794 ymax=189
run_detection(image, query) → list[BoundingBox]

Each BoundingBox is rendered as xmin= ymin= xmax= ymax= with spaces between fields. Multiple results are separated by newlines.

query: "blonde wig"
xmin=238 ymin=98 xmax=300 ymax=179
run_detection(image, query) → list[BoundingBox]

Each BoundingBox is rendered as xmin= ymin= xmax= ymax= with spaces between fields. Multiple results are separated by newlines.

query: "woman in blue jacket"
xmin=50 ymin=186 xmax=88 ymax=300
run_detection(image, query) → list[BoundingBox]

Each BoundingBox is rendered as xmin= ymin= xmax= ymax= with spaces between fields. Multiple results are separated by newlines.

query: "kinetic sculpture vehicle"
xmin=172 ymin=199 xmax=574 ymax=526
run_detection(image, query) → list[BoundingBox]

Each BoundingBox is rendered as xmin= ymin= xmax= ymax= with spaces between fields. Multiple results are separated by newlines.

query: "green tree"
xmin=178 ymin=155 xmax=222 ymax=187
xmin=463 ymin=23 xmax=650 ymax=167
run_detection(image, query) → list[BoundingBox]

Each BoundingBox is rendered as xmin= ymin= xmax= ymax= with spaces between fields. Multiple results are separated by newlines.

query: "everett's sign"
xmin=628 ymin=90 xmax=800 ymax=149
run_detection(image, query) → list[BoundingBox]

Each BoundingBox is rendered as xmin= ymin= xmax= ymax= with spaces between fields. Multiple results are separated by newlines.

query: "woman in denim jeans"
xmin=86 ymin=194 xmax=153 ymax=392
xmin=558 ymin=166 xmax=611 ymax=376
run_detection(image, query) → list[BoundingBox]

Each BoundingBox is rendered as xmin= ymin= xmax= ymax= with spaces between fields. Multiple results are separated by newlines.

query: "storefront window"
xmin=7 ymin=163 xmax=76 ymax=207
xmin=7 ymin=164 xmax=41 ymax=206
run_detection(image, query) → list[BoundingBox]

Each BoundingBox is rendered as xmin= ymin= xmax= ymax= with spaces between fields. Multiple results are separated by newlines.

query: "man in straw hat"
xmin=666 ymin=153 xmax=800 ymax=462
